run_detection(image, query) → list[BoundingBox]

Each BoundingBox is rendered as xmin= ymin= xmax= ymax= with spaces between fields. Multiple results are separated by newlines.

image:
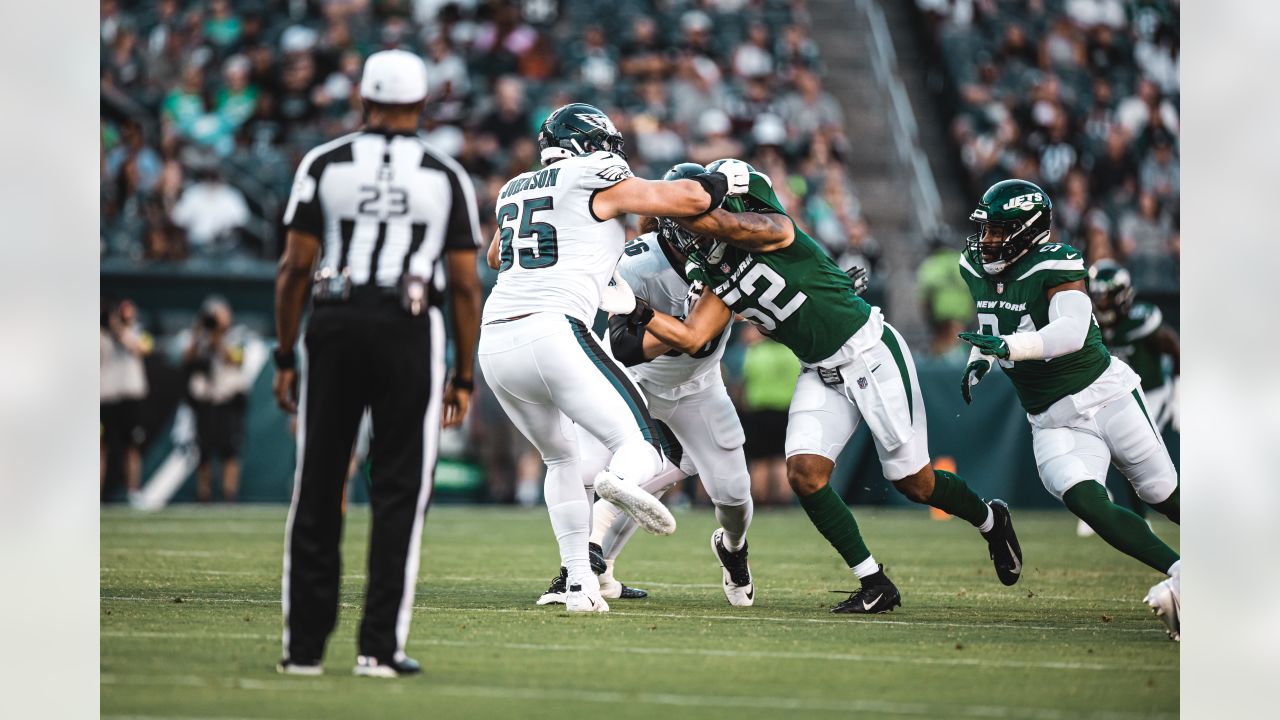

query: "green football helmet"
xmin=537 ymin=102 xmax=626 ymax=164
xmin=965 ymin=179 xmax=1053 ymax=275
xmin=658 ymin=162 xmax=709 ymax=257
xmin=1087 ymin=259 xmax=1134 ymax=328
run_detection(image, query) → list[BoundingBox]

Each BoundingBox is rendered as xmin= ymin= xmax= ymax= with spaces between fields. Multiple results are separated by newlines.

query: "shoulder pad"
xmin=1125 ymin=303 xmax=1164 ymax=341
xmin=1013 ymin=243 xmax=1086 ymax=283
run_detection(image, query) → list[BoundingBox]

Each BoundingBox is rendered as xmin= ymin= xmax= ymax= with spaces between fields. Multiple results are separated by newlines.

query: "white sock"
xmin=715 ymin=499 xmax=752 ymax=551
xmin=544 ymin=462 xmax=594 ymax=592
xmin=851 ymin=555 xmax=880 ymax=579
xmin=589 ymin=497 xmax=622 ymax=548
xmin=977 ymin=504 xmax=995 ymax=534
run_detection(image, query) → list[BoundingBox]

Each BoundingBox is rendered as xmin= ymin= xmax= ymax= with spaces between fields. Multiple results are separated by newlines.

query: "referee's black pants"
xmin=283 ymin=291 xmax=443 ymax=664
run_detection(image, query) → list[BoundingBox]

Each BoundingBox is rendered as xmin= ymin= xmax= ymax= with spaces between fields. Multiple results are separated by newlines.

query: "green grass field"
xmin=101 ymin=504 xmax=1179 ymax=719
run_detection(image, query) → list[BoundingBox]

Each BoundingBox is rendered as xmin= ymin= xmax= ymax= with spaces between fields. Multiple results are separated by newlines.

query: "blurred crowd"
xmin=101 ymin=0 xmax=870 ymax=505
xmin=100 ymin=0 xmax=881 ymax=277
xmin=916 ymin=0 xmax=1179 ymax=289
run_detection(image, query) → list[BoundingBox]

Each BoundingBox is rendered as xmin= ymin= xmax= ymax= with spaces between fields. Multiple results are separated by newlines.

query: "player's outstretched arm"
xmin=959 ymin=280 xmax=1092 ymax=362
xmin=1155 ymin=324 xmax=1180 ymax=377
xmin=594 ymin=177 xmax=717 ymax=220
xmin=675 ymin=209 xmax=795 ymax=253
xmin=643 ymin=288 xmax=734 ymax=355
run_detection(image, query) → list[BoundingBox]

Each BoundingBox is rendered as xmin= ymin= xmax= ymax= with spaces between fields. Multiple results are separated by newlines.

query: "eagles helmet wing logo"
xmin=597 ymin=164 xmax=633 ymax=182
xmin=576 ymin=112 xmax=618 ymax=136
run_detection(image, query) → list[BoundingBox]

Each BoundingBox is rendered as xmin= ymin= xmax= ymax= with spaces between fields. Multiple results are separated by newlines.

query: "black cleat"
xmin=617 ymin=584 xmax=648 ymax=599
xmin=353 ymin=654 xmax=421 ymax=678
xmin=536 ymin=566 xmax=568 ymax=605
xmin=830 ymin=565 xmax=902 ymax=614
xmin=588 ymin=542 xmax=608 ymax=575
xmin=276 ymin=658 xmax=322 ymax=676
xmin=982 ymin=500 xmax=1023 ymax=586
xmin=710 ymin=528 xmax=754 ymax=606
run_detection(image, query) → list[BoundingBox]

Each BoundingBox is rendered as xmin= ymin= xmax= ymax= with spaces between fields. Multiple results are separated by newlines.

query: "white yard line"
xmin=100 ymin=675 xmax=1176 ymax=720
xmin=100 ymin=596 xmax=1166 ymax=635
xmin=100 ymin=630 xmax=1171 ymax=672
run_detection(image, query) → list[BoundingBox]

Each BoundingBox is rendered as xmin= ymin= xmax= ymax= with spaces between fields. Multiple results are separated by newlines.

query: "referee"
xmin=272 ymin=49 xmax=482 ymax=678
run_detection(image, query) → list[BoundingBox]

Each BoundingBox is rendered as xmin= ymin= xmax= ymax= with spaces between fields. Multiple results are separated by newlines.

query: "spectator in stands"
xmin=688 ymin=109 xmax=743 ymax=166
xmin=183 ymin=296 xmax=249 ymax=503
xmin=104 ymin=120 xmax=163 ymax=209
xmin=619 ymin=16 xmax=670 ymax=80
xmin=732 ymin=22 xmax=774 ymax=80
xmin=738 ymin=324 xmax=800 ymax=507
xmin=477 ymin=75 xmax=530 ymax=149
xmin=916 ymin=237 xmax=974 ymax=359
xmin=170 ymin=162 xmax=250 ymax=254
xmin=215 ymin=55 xmax=258 ymax=131
xmin=1140 ymin=129 xmax=1179 ymax=204
xmin=1119 ymin=191 xmax=1176 ymax=262
xmin=101 ymin=298 xmax=152 ymax=503
xmin=777 ymin=68 xmax=843 ymax=146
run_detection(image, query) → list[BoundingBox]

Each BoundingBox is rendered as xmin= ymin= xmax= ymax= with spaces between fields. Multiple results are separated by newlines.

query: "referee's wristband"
xmin=451 ymin=376 xmax=474 ymax=392
xmin=273 ymin=348 xmax=296 ymax=370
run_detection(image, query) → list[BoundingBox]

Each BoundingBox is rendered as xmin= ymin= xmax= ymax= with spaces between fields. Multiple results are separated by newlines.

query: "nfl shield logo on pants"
xmin=857 ymin=377 xmax=868 ymax=390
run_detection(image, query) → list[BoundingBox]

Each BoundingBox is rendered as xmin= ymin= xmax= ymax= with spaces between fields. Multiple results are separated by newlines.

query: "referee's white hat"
xmin=360 ymin=49 xmax=429 ymax=104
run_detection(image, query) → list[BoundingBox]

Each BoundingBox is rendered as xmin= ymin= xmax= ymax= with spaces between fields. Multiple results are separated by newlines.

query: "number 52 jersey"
xmin=482 ymin=151 xmax=635 ymax=325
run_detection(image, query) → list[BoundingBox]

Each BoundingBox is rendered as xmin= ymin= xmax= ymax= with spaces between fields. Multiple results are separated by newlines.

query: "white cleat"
xmin=1076 ymin=519 xmax=1096 ymax=537
xmin=565 ymin=583 xmax=610 ymax=613
xmin=710 ymin=528 xmax=754 ymax=607
xmin=1144 ymin=567 xmax=1180 ymax=642
xmin=594 ymin=471 xmax=676 ymax=536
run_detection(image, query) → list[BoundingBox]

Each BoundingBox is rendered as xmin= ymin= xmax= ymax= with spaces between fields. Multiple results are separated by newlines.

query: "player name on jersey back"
xmin=482 ymin=152 xmax=632 ymax=326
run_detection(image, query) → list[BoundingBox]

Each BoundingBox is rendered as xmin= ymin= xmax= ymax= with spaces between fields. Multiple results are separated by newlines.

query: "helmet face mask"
xmin=537 ymin=103 xmax=626 ymax=164
xmin=965 ymin=179 xmax=1053 ymax=275
xmin=658 ymin=217 xmax=705 ymax=257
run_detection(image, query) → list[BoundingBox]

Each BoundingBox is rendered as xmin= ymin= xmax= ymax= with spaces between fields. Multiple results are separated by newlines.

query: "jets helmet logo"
xmin=1002 ymin=193 xmax=1044 ymax=211
xmin=576 ymin=112 xmax=618 ymax=136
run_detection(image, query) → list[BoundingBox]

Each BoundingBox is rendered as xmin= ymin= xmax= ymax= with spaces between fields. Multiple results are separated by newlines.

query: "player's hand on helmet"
xmin=845 ymin=265 xmax=869 ymax=296
xmin=600 ymin=271 xmax=638 ymax=314
xmin=958 ymin=332 xmax=1010 ymax=359
xmin=713 ymin=159 xmax=751 ymax=197
xmin=960 ymin=355 xmax=992 ymax=405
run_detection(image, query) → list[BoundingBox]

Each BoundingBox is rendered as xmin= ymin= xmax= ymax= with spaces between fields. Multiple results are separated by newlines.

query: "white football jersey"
xmin=620 ymin=232 xmax=732 ymax=400
xmin=482 ymin=151 xmax=634 ymax=325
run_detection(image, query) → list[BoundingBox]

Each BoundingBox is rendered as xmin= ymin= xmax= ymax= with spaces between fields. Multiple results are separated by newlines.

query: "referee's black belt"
xmin=312 ymin=283 xmax=445 ymax=309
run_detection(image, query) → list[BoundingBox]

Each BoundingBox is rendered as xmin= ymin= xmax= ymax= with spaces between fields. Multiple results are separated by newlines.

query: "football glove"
xmin=958 ymin=332 xmax=1010 ymax=359
xmin=960 ymin=355 xmax=992 ymax=405
xmin=600 ymin=271 xmax=638 ymax=314
xmin=713 ymin=159 xmax=751 ymax=197
xmin=845 ymin=265 xmax=869 ymax=296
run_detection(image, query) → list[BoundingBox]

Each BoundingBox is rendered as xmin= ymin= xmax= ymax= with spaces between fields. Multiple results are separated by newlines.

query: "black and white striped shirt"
xmin=283 ymin=129 xmax=481 ymax=290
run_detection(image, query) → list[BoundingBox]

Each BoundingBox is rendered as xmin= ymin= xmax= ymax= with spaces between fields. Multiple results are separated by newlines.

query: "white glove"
xmin=599 ymin=271 xmax=637 ymax=314
xmin=713 ymin=159 xmax=751 ymax=197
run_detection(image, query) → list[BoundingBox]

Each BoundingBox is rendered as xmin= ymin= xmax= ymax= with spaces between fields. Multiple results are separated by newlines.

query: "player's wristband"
xmin=451 ymin=375 xmax=474 ymax=392
xmin=273 ymin=347 xmax=296 ymax=371
xmin=625 ymin=298 xmax=655 ymax=329
xmin=691 ymin=172 xmax=729 ymax=211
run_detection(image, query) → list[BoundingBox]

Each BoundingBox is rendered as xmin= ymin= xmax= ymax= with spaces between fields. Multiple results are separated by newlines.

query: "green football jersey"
xmin=960 ymin=242 xmax=1111 ymax=414
xmin=1102 ymin=302 xmax=1167 ymax=391
xmin=686 ymin=172 xmax=872 ymax=365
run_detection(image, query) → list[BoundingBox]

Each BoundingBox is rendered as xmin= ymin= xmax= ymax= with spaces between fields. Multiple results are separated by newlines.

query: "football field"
xmin=102 ymin=505 xmax=1179 ymax=719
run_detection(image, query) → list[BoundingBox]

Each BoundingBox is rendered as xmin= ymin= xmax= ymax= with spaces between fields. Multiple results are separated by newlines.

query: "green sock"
xmin=797 ymin=485 xmax=871 ymax=568
xmin=1063 ymin=481 xmax=1179 ymax=573
xmin=928 ymin=469 xmax=991 ymax=527
xmin=1150 ymin=486 xmax=1179 ymax=524
xmin=1122 ymin=481 xmax=1149 ymax=519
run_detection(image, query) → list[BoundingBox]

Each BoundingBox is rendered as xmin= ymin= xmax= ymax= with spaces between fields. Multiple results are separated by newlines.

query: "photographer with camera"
xmin=183 ymin=295 xmax=250 ymax=502
xmin=101 ymin=298 xmax=152 ymax=503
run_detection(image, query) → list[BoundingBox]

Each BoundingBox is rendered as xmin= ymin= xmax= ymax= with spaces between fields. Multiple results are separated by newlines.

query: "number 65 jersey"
xmin=482 ymin=151 xmax=635 ymax=325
